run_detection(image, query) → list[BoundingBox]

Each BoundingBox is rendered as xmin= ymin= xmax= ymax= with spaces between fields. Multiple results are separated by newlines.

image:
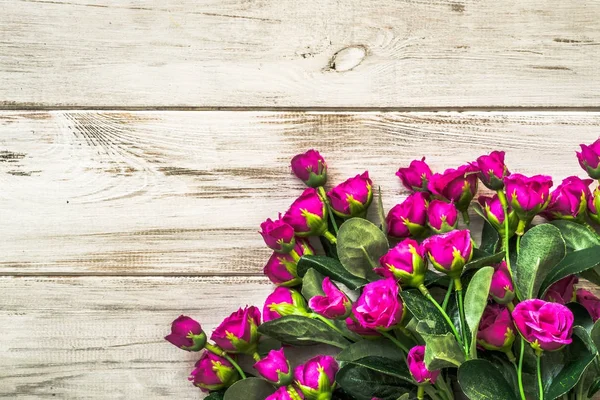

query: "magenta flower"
xmin=427 ymin=200 xmax=458 ymax=233
xmin=427 ymin=164 xmax=478 ymax=211
xmin=489 ymin=261 xmax=515 ymax=305
xmin=478 ymin=195 xmax=518 ymax=238
xmin=544 ymin=275 xmax=578 ymax=305
xmin=211 ymin=306 xmax=261 ymax=354
xmin=266 ymin=386 xmax=304 ymax=400
xmin=512 ymin=299 xmax=574 ymax=352
xmin=396 ymin=157 xmax=432 ymax=192
xmin=422 ymin=230 xmax=473 ymax=277
xmin=264 ymin=239 xmax=314 ymax=287
xmin=476 ymin=151 xmax=509 ymax=190
xmin=576 ymin=139 xmax=600 ymax=179
xmin=504 ymin=173 xmax=553 ymax=221
xmin=291 ymin=149 xmax=327 ymax=187
xmin=345 ymin=317 xmax=381 ymax=337
xmin=327 ymin=171 xmax=373 ymax=218
xmin=263 ymin=287 xmax=308 ymax=322
xmin=407 ymin=345 xmax=440 ymax=384
xmin=543 ymin=176 xmax=593 ymax=221
xmin=260 ymin=215 xmax=296 ymax=253
xmin=386 ymin=192 xmax=429 ymax=238
xmin=188 ymin=351 xmax=239 ymax=392
xmin=308 ymin=277 xmax=352 ymax=320
xmin=588 ymin=187 xmax=600 ymax=224
xmin=254 ymin=348 xmax=292 ymax=386
xmin=283 ymin=188 xmax=328 ymax=236
xmin=294 ymin=355 xmax=339 ymax=399
xmin=477 ymin=304 xmax=515 ymax=351
xmin=376 ymin=238 xmax=426 ymax=287
xmin=165 ymin=315 xmax=207 ymax=351
xmin=353 ymin=278 xmax=403 ymax=330
xmin=577 ymin=289 xmax=600 ymax=322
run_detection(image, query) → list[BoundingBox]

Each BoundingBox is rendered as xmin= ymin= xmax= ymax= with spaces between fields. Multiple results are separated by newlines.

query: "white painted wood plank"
xmin=2 ymin=0 xmax=600 ymax=107
xmin=0 ymin=111 xmax=599 ymax=275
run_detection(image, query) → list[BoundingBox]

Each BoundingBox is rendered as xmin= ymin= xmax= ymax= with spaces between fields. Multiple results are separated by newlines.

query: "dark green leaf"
xmin=401 ymin=291 xmax=452 ymax=335
xmin=581 ymin=266 xmax=600 ymax=286
xmin=320 ymin=236 xmax=338 ymax=259
xmin=205 ymin=390 xmax=226 ymax=400
xmin=417 ymin=320 xmax=465 ymax=369
xmin=545 ymin=336 xmax=596 ymax=400
xmin=349 ymin=356 xmax=413 ymax=383
xmin=592 ymin=319 xmax=600 ymax=351
xmin=463 ymin=249 xmax=505 ymax=274
xmin=588 ymin=377 xmax=600 ymax=398
xmin=337 ymin=338 xmax=406 ymax=362
xmin=464 ymin=267 xmax=494 ymax=358
xmin=569 ymin=303 xmax=595 ymax=333
xmin=424 ymin=270 xmax=451 ymax=288
xmin=378 ymin=186 xmax=387 ymax=235
xmin=458 ymin=359 xmax=518 ymax=400
xmin=550 ymin=220 xmax=600 ymax=251
xmin=258 ymin=315 xmax=350 ymax=349
xmin=223 ymin=378 xmax=276 ymax=400
xmin=257 ymin=337 xmax=282 ymax=357
xmin=336 ymin=363 xmax=415 ymax=400
xmin=297 ymin=255 xmax=368 ymax=290
xmin=337 ymin=218 xmax=389 ymax=279
xmin=514 ymin=224 xmax=566 ymax=299
xmin=540 ymin=246 xmax=600 ymax=295
xmin=481 ymin=218 xmax=500 ymax=254
xmin=301 ymin=268 xmax=325 ymax=301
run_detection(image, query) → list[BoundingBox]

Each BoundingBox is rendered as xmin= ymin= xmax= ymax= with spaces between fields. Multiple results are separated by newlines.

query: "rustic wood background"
xmin=1 ymin=1 xmax=600 ymax=398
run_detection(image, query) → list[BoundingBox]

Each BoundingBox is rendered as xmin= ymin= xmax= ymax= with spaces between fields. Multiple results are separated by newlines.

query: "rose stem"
xmin=323 ymin=230 xmax=337 ymax=244
xmin=310 ymin=313 xmax=355 ymax=343
xmin=536 ymin=352 xmax=544 ymax=400
xmin=517 ymin=338 xmax=527 ymax=400
xmin=498 ymin=190 xmax=523 ymax=300
xmin=378 ymin=329 xmax=409 ymax=353
xmin=204 ymin=343 xmax=247 ymax=379
xmin=441 ymin=280 xmax=454 ymax=311
xmin=252 ymin=352 xmax=261 ymax=362
xmin=417 ymin=385 xmax=425 ymax=400
xmin=454 ymin=278 xmax=469 ymax=356
xmin=317 ymin=186 xmax=339 ymax=234
xmin=418 ymin=285 xmax=463 ymax=348
xmin=461 ymin=210 xmax=470 ymax=226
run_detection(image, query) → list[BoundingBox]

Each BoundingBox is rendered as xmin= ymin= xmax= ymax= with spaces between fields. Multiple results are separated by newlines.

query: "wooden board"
xmin=1 ymin=111 xmax=599 ymax=276
xmin=2 ymin=0 xmax=600 ymax=108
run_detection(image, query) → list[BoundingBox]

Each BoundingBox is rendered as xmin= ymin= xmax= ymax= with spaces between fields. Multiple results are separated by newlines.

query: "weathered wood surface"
xmin=2 ymin=0 xmax=600 ymax=108
xmin=0 ymin=111 xmax=599 ymax=275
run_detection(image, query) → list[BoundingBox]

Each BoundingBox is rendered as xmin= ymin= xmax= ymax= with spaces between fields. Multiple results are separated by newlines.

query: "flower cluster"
xmin=166 ymin=142 xmax=600 ymax=400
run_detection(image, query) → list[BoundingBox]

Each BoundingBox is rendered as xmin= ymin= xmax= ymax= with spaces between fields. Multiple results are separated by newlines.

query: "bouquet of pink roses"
xmin=165 ymin=143 xmax=600 ymax=400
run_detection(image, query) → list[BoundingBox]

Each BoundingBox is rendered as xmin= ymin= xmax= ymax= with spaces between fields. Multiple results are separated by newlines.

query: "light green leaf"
xmin=301 ymin=268 xmax=325 ymax=301
xmin=458 ymin=359 xmax=518 ymax=400
xmin=337 ymin=218 xmax=389 ymax=279
xmin=550 ymin=220 xmax=600 ymax=251
xmin=417 ymin=320 xmax=466 ymax=369
xmin=401 ymin=291 xmax=452 ymax=335
xmin=297 ymin=255 xmax=368 ymax=290
xmin=464 ymin=267 xmax=494 ymax=358
xmin=258 ymin=315 xmax=350 ymax=349
xmin=349 ymin=356 xmax=413 ymax=383
xmin=223 ymin=378 xmax=275 ymax=400
xmin=337 ymin=339 xmax=406 ymax=362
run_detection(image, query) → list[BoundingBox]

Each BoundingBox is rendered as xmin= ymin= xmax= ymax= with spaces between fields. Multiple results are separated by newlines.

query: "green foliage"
xmin=458 ymin=359 xmax=518 ymax=400
xmin=297 ymin=255 xmax=368 ymax=290
xmin=223 ymin=378 xmax=275 ymax=400
xmin=258 ymin=315 xmax=350 ymax=349
xmin=335 ymin=362 xmax=415 ymax=400
xmin=464 ymin=267 xmax=494 ymax=358
xmin=337 ymin=218 xmax=389 ymax=279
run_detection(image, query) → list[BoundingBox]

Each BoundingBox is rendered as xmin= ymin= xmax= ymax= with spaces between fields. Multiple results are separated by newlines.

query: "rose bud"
xmin=283 ymin=188 xmax=328 ymax=237
xmin=165 ymin=315 xmax=207 ymax=351
xmin=476 ymin=151 xmax=509 ymax=190
xmin=327 ymin=171 xmax=373 ymax=218
xmin=504 ymin=173 xmax=553 ymax=228
xmin=576 ymin=138 xmax=600 ymax=179
xmin=345 ymin=317 xmax=381 ymax=337
xmin=308 ymin=277 xmax=352 ymax=320
xmin=188 ymin=351 xmax=240 ymax=392
xmin=294 ymin=355 xmax=339 ymax=400
xmin=427 ymin=200 xmax=458 ymax=234
xmin=260 ymin=215 xmax=296 ymax=253
xmin=478 ymin=195 xmax=518 ymax=238
xmin=407 ymin=345 xmax=440 ymax=384
xmin=489 ymin=261 xmax=515 ymax=305
xmin=543 ymin=176 xmax=593 ymax=222
xmin=427 ymin=164 xmax=478 ymax=212
xmin=588 ymin=187 xmax=600 ymax=224
xmin=263 ymin=287 xmax=309 ymax=322
xmin=544 ymin=275 xmax=578 ymax=305
xmin=266 ymin=386 xmax=304 ymax=400
xmin=576 ymin=289 xmax=600 ymax=322
xmin=422 ymin=230 xmax=474 ymax=278
xmin=477 ymin=304 xmax=516 ymax=351
xmin=264 ymin=239 xmax=314 ymax=287
xmin=396 ymin=157 xmax=432 ymax=192
xmin=353 ymin=278 xmax=404 ymax=331
xmin=291 ymin=149 xmax=327 ymax=187
xmin=211 ymin=306 xmax=261 ymax=355
xmin=386 ymin=192 xmax=429 ymax=238
xmin=254 ymin=348 xmax=292 ymax=386
xmin=376 ymin=238 xmax=427 ymax=288
xmin=512 ymin=299 xmax=574 ymax=352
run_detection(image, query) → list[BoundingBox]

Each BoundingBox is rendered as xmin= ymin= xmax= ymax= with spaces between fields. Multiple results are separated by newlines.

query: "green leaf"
xmin=257 ymin=337 xmax=282 ymax=357
xmin=545 ymin=336 xmax=596 ymax=400
xmin=458 ymin=359 xmax=518 ymax=400
xmin=592 ymin=319 xmax=600 ymax=351
xmin=335 ymin=363 xmax=415 ymax=400
xmin=464 ymin=267 xmax=494 ymax=358
xmin=417 ymin=320 xmax=466 ymax=369
xmin=550 ymin=220 xmax=600 ymax=251
xmin=301 ymin=268 xmax=325 ymax=301
xmin=205 ymin=391 xmax=226 ymax=400
xmin=424 ymin=270 xmax=451 ymax=288
xmin=297 ymin=255 xmax=368 ymax=290
xmin=514 ymin=224 xmax=566 ymax=299
xmin=378 ymin=186 xmax=387 ymax=235
xmin=337 ymin=338 xmax=406 ymax=362
xmin=481 ymin=218 xmax=500 ymax=254
xmin=401 ymin=290 xmax=452 ymax=335
xmin=223 ymin=378 xmax=276 ymax=400
xmin=258 ymin=315 xmax=350 ymax=349
xmin=349 ymin=356 xmax=413 ymax=383
xmin=463 ymin=249 xmax=506 ymax=274
xmin=581 ymin=266 xmax=600 ymax=286
xmin=540 ymin=246 xmax=600 ymax=295
xmin=337 ymin=218 xmax=389 ymax=279
xmin=569 ymin=302 xmax=595 ymax=333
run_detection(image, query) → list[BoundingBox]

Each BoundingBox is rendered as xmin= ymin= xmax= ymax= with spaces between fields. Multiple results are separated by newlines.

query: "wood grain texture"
xmin=1 ymin=110 xmax=599 ymax=275
xmin=2 ymin=0 xmax=600 ymax=108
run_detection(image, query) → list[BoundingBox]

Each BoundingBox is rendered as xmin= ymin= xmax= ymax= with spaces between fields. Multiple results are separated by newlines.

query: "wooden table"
xmin=1 ymin=1 xmax=599 ymax=398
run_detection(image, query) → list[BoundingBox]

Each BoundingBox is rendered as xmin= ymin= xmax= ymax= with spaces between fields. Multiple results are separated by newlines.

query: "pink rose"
xmin=427 ymin=199 xmax=458 ymax=233
xmin=576 ymin=139 xmax=600 ymax=179
xmin=353 ymin=278 xmax=403 ymax=330
xmin=260 ymin=215 xmax=296 ymax=253
xmin=489 ymin=261 xmax=515 ymax=304
xmin=264 ymin=239 xmax=314 ymax=287
xmin=291 ymin=149 xmax=327 ymax=187
xmin=294 ymin=355 xmax=339 ymax=398
xmin=504 ymin=173 xmax=553 ymax=220
xmin=544 ymin=275 xmax=578 ymax=305
xmin=327 ymin=171 xmax=373 ymax=218
xmin=165 ymin=315 xmax=206 ymax=351
xmin=576 ymin=289 xmax=600 ymax=321
xmin=543 ymin=176 xmax=593 ymax=221
xmin=376 ymin=238 xmax=426 ymax=288
xmin=345 ymin=317 xmax=381 ymax=337
xmin=422 ymin=230 xmax=473 ymax=277
xmin=427 ymin=164 xmax=478 ymax=211
xmin=512 ymin=299 xmax=574 ymax=352
xmin=283 ymin=188 xmax=328 ymax=236
xmin=211 ymin=306 xmax=261 ymax=354
xmin=386 ymin=192 xmax=429 ymax=238
xmin=254 ymin=348 xmax=292 ymax=385
xmin=266 ymin=386 xmax=304 ymax=400
xmin=263 ymin=287 xmax=308 ymax=322
xmin=396 ymin=157 xmax=432 ymax=192
xmin=477 ymin=304 xmax=515 ymax=351
xmin=407 ymin=345 xmax=440 ymax=384
xmin=478 ymin=194 xmax=518 ymax=238
xmin=188 ymin=351 xmax=239 ymax=392
xmin=476 ymin=151 xmax=509 ymax=190
xmin=588 ymin=187 xmax=600 ymax=224
xmin=308 ymin=277 xmax=352 ymax=320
